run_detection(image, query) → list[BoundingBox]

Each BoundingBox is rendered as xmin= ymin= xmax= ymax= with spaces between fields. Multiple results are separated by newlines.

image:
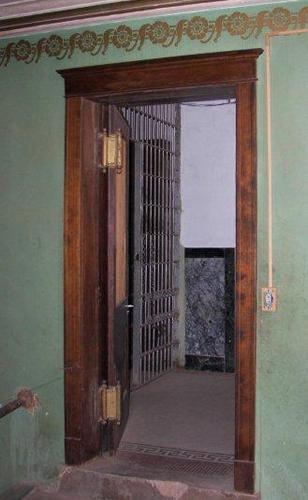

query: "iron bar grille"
xmin=121 ymin=105 xmax=181 ymax=386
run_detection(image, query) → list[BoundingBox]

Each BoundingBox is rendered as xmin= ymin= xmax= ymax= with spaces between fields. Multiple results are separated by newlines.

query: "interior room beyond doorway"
xmin=120 ymin=99 xmax=236 ymax=489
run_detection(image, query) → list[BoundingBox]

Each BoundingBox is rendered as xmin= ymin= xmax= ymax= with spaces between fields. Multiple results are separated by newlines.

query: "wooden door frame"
xmin=59 ymin=48 xmax=262 ymax=494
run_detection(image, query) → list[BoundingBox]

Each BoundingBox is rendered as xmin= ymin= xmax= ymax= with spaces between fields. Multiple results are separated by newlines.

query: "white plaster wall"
xmin=180 ymin=101 xmax=236 ymax=248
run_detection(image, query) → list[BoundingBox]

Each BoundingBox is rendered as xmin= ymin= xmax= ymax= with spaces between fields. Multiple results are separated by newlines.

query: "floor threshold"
xmin=56 ymin=456 xmax=259 ymax=500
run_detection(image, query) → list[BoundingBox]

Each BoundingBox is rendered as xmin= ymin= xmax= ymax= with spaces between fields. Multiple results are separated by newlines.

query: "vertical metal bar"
xmin=150 ymin=106 xmax=154 ymax=381
xmin=153 ymin=104 xmax=158 ymax=380
xmin=165 ymin=104 xmax=170 ymax=372
xmin=170 ymin=103 xmax=175 ymax=370
xmin=163 ymin=105 xmax=167 ymax=372
xmin=140 ymin=107 xmax=145 ymax=385
xmin=160 ymin=106 xmax=163 ymax=374
xmin=157 ymin=105 xmax=164 ymax=374
xmin=144 ymin=106 xmax=148 ymax=385
xmin=168 ymin=105 xmax=172 ymax=371
xmin=171 ymin=104 xmax=176 ymax=370
xmin=163 ymin=104 xmax=167 ymax=375
xmin=163 ymin=104 xmax=167 ymax=376
xmin=154 ymin=105 xmax=158 ymax=379
xmin=161 ymin=105 xmax=165 ymax=374
xmin=162 ymin=105 xmax=165 ymax=377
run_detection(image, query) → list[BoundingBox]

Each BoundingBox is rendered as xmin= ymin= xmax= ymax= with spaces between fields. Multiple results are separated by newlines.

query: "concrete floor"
xmin=122 ymin=370 xmax=235 ymax=455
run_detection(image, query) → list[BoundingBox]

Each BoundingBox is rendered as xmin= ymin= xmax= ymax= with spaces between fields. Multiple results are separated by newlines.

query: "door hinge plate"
xmin=100 ymin=129 xmax=124 ymax=174
xmin=99 ymin=382 xmax=121 ymax=425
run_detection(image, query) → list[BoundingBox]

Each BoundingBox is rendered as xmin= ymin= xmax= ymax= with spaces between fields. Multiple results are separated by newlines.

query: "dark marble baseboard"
xmin=185 ymin=248 xmax=235 ymax=373
xmin=185 ymin=354 xmax=225 ymax=372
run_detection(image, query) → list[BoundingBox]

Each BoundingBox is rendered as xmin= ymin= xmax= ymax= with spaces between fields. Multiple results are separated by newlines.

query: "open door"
xmin=62 ymin=51 xmax=259 ymax=493
xmin=100 ymin=105 xmax=131 ymax=454
xmin=121 ymin=105 xmax=181 ymax=389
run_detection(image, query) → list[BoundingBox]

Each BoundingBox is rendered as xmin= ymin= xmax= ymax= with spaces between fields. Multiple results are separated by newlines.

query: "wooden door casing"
xmin=103 ymin=105 xmax=131 ymax=452
xmin=64 ymin=97 xmax=102 ymax=464
xmin=60 ymin=49 xmax=261 ymax=494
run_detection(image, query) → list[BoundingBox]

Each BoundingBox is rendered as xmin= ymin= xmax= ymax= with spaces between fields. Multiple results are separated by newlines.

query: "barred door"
xmin=121 ymin=105 xmax=181 ymax=387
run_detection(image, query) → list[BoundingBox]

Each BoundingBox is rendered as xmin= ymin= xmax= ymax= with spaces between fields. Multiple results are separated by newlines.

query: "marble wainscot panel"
xmin=185 ymin=255 xmax=226 ymax=371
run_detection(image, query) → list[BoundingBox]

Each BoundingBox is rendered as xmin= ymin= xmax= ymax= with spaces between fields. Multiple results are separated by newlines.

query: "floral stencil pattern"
xmin=14 ymin=40 xmax=32 ymax=61
xmin=78 ymin=31 xmax=98 ymax=52
xmin=113 ymin=25 xmax=133 ymax=49
xmin=149 ymin=21 xmax=170 ymax=44
xmin=268 ymin=7 xmax=291 ymax=31
xmin=226 ymin=12 xmax=250 ymax=36
xmin=186 ymin=16 xmax=209 ymax=40
xmin=45 ymin=35 xmax=63 ymax=57
xmin=0 ymin=6 xmax=307 ymax=67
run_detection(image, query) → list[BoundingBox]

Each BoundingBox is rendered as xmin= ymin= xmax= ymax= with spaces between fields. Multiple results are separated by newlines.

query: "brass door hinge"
xmin=99 ymin=382 xmax=121 ymax=425
xmin=99 ymin=129 xmax=124 ymax=174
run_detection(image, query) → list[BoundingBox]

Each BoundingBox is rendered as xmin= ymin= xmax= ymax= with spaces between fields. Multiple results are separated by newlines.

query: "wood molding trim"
xmin=234 ymin=81 xmax=257 ymax=493
xmin=64 ymin=96 xmax=102 ymax=464
xmin=0 ymin=0 xmax=241 ymax=34
xmin=59 ymin=50 xmax=262 ymax=101
xmin=234 ymin=460 xmax=255 ymax=493
xmin=60 ymin=49 xmax=261 ymax=492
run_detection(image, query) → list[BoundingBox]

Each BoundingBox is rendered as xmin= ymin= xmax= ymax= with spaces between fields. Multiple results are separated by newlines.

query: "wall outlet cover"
xmin=262 ymin=287 xmax=277 ymax=312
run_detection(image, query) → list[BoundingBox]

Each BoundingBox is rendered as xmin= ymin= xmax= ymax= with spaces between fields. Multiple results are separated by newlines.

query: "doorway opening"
xmin=59 ymin=49 xmax=260 ymax=494
xmin=116 ymin=99 xmax=236 ymax=490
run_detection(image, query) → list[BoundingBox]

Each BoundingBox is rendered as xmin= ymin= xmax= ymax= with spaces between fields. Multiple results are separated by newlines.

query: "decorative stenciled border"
xmin=119 ymin=441 xmax=234 ymax=464
xmin=0 ymin=6 xmax=308 ymax=67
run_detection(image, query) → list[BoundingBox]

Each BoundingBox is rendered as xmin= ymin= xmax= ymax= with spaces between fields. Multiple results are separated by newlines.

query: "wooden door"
xmin=101 ymin=105 xmax=130 ymax=453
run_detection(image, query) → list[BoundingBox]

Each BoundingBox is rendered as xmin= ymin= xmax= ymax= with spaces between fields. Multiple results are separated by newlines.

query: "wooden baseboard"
xmin=65 ymin=437 xmax=82 ymax=465
xmin=234 ymin=460 xmax=255 ymax=494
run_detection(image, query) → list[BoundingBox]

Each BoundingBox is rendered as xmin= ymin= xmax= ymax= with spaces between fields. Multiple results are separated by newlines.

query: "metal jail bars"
xmin=121 ymin=105 xmax=181 ymax=387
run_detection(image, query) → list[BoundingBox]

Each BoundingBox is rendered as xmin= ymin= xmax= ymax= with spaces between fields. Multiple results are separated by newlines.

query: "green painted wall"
xmin=0 ymin=2 xmax=307 ymax=498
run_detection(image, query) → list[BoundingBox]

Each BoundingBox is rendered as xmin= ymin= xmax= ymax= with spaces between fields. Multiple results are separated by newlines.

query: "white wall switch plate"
xmin=262 ymin=287 xmax=277 ymax=312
